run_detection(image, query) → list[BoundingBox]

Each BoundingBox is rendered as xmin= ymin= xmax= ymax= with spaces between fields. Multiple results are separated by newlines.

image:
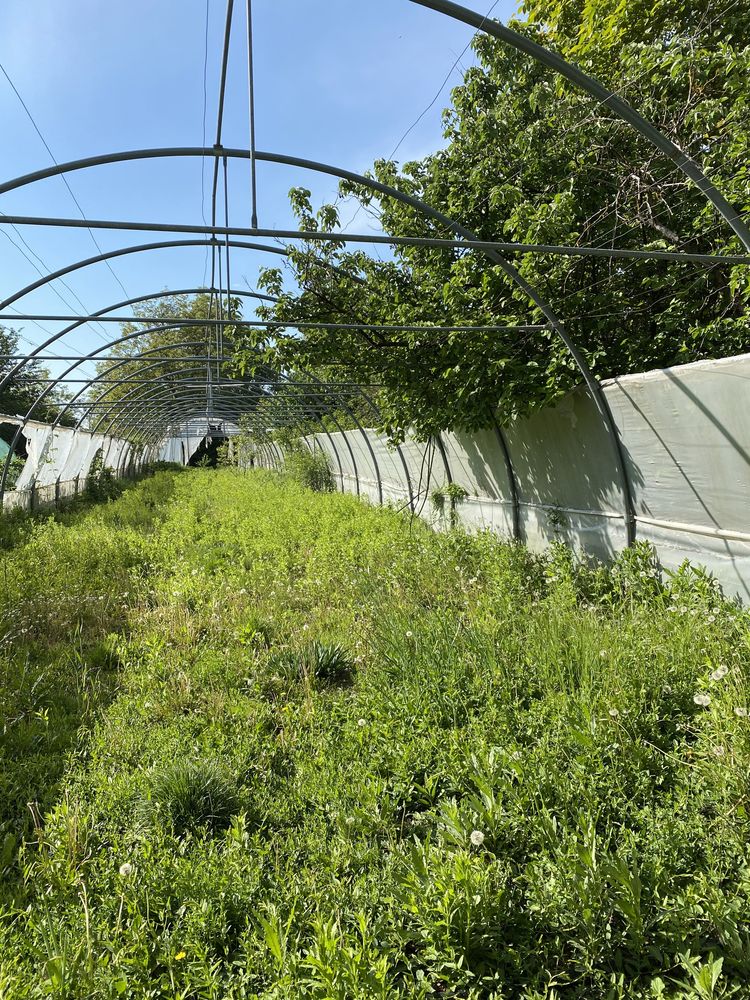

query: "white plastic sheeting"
xmin=302 ymin=352 xmax=750 ymax=603
xmin=0 ymin=417 xmax=135 ymax=492
xmin=153 ymin=418 xmax=240 ymax=465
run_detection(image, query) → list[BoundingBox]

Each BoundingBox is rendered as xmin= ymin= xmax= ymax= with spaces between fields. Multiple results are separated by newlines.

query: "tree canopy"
xmin=238 ymin=0 xmax=750 ymax=441
xmin=0 ymin=326 xmax=69 ymax=425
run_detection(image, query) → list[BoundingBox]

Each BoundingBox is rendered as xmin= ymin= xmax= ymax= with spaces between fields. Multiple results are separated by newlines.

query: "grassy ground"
xmin=1 ymin=468 xmax=749 ymax=999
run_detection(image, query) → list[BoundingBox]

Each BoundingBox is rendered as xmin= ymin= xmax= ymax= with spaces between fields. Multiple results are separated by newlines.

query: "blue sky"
xmin=0 ymin=0 xmax=519 ymax=390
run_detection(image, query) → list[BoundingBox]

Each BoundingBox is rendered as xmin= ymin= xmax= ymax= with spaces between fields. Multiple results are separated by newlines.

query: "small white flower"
xmin=239 ymin=588 xmax=247 ymax=595
xmin=712 ymin=745 xmax=726 ymax=757
xmin=357 ymin=718 xmax=366 ymax=727
xmin=710 ymin=665 xmax=729 ymax=682
xmin=469 ymin=830 xmax=485 ymax=847
xmin=608 ymin=708 xmax=619 ymax=718
xmin=599 ymin=650 xmax=607 ymax=658
xmin=694 ymin=692 xmax=711 ymax=707
xmin=734 ymin=706 xmax=748 ymax=718
xmin=119 ymin=862 xmax=133 ymax=878
xmin=406 ymin=630 xmax=413 ymax=638
xmin=302 ymin=624 xmax=309 ymax=631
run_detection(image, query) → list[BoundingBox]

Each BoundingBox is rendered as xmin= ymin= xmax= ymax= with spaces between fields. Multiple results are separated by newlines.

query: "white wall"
xmin=303 ymin=353 xmax=750 ymax=603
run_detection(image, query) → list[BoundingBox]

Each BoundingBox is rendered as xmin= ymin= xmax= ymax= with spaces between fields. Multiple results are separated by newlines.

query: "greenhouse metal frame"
xmin=1 ymin=0 xmax=748 ymax=552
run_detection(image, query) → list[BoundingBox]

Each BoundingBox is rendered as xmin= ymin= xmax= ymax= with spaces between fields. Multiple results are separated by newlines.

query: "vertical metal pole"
xmin=245 ymin=0 xmax=259 ymax=229
xmin=216 ymin=245 xmax=224 ymax=382
xmin=222 ymin=155 xmax=232 ymax=370
xmin=491 ymin=415 xmax=521 ymax=541
xmin=434 ymin=433 xmax=453 ymax=483
xmin=395 ymin=443 xmax=416 ymax=514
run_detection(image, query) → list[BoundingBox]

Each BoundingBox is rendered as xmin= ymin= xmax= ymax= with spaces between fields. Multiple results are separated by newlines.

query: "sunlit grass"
xmin=1 ymin=468 xmax=749 ymax=997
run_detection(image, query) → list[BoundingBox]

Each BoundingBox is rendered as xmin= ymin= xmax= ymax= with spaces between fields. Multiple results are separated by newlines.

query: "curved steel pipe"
xmin=1 ymin=147 xmax=641 ymax=537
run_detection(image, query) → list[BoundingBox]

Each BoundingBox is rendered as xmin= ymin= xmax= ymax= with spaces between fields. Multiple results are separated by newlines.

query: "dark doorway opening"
xmin=188 ymin=426 xmax=228 ymax=468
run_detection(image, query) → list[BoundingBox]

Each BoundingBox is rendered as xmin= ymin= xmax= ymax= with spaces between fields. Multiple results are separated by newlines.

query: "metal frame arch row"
xmin=5 ymin=0 xmax=745 ymax=534
xmin=0 ymin=285 xmax=386 ymax=503
xmin=1 ymin=147 xmax=633 ymax=538
xmin=4 ymin=278 xmax=388 ymax=501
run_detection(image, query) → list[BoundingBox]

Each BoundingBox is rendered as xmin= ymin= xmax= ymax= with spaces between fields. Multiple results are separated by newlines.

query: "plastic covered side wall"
xmin=3 ymin=421 xmax=136 ymax=493
xmin=310 ymin=352 xmax=750 ymax=603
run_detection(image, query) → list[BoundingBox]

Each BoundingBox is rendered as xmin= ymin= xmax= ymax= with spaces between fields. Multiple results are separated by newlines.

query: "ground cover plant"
xmin=1 ymin=468 xmax=750 ymax=998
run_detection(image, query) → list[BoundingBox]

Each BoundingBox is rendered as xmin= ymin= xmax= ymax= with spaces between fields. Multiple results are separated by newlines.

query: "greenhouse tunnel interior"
xmin=0 ymin=0 xmax=749 ymax=599
xmin=4 ymin=0 xmax=750 ymax=994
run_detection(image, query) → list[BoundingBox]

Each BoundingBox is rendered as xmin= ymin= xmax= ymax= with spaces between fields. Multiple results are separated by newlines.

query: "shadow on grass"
xmin=0 ymin=639 xmax=123 ymax=896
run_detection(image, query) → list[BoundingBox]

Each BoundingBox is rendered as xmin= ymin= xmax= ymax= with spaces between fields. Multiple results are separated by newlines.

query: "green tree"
xmin=0 ymin=326 xmax=71 ymax=423
xmin=240 ymin=0 xmax=750 ymax=441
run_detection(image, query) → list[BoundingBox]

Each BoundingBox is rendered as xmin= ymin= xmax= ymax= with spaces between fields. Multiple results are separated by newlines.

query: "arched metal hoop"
xmin=5 ymin=0 xmax=745 ymax=535
xmin=1 ymin=146 xmax=637 ymax=539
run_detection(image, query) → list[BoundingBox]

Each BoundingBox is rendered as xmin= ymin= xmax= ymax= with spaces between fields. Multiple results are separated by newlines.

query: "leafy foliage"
xmin=0 ymin=327 xmax=73 ymax=424
xmin=239 ymin=0 xmax=750 ymax=440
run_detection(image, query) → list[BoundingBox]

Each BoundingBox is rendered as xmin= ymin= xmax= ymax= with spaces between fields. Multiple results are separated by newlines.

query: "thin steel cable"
xmin=201 ymin=0 xmax=211 ymax=286
xmin=0 ymin=60 xmax=131 ymax=303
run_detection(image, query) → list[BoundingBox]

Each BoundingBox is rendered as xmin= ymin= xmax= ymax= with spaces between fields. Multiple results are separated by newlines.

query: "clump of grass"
xmin=236 ymin=613 xmax=275 ymax=650
xmin=145 ymin=757 xmax=240 ymax=836
xmin=270 ymin=640 xmax=355 ymax=687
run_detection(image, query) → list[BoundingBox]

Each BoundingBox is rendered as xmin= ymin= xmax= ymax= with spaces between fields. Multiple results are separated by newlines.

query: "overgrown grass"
xmin=1 ymin=468 xmax=749 ymax=998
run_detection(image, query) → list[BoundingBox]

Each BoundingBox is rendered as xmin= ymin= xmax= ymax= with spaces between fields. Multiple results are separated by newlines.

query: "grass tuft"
xmin=146 ymin=757 xmax=240 ymax=836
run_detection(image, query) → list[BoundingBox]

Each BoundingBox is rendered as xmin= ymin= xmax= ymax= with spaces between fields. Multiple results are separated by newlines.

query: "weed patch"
xmin=1 ymin=469 xmax=749 ymax=997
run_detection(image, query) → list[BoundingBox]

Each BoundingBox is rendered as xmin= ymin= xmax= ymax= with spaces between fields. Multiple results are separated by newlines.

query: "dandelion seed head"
xmin=470 ymin=830 xmax=485 ymax=847
xmin=734 ymin=706 xmax=748 ymax=718
xmin=710 ymin=664 xmax=729 ymax=682
xmin=608 ymin=708 xmax=619 ymax=718
xmin=119 ymin=862 xmax=133 ymax=878
xmin=694 ymin=692 xmax=711 ymax=707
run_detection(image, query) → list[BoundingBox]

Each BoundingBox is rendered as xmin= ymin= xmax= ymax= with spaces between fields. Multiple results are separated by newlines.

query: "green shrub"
xmin=285 ymin=446 xmax=335 ymax=492
xmin=270 ymin=641 xmax=354 ymax=686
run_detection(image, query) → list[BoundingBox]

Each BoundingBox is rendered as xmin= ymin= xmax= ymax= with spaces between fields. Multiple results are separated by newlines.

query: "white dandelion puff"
xmin=710 ymin=665 xmax=729 ymax=682
xmin=693 ymin=692 xmax=711 ymax=707
xmin=469 ymin=830 xmax=485 ymax=847
xmin=119 ymin=862 xmax=133 ymax=878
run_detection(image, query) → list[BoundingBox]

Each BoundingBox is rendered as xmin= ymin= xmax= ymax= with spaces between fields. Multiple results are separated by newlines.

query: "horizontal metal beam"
xmin=25 ymin=378 xmax=375 ymax=388
xmin=1 ymin=215 xmax=745 ymax=264
xmin=0 ymin=314 xmax=547 ymax=333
